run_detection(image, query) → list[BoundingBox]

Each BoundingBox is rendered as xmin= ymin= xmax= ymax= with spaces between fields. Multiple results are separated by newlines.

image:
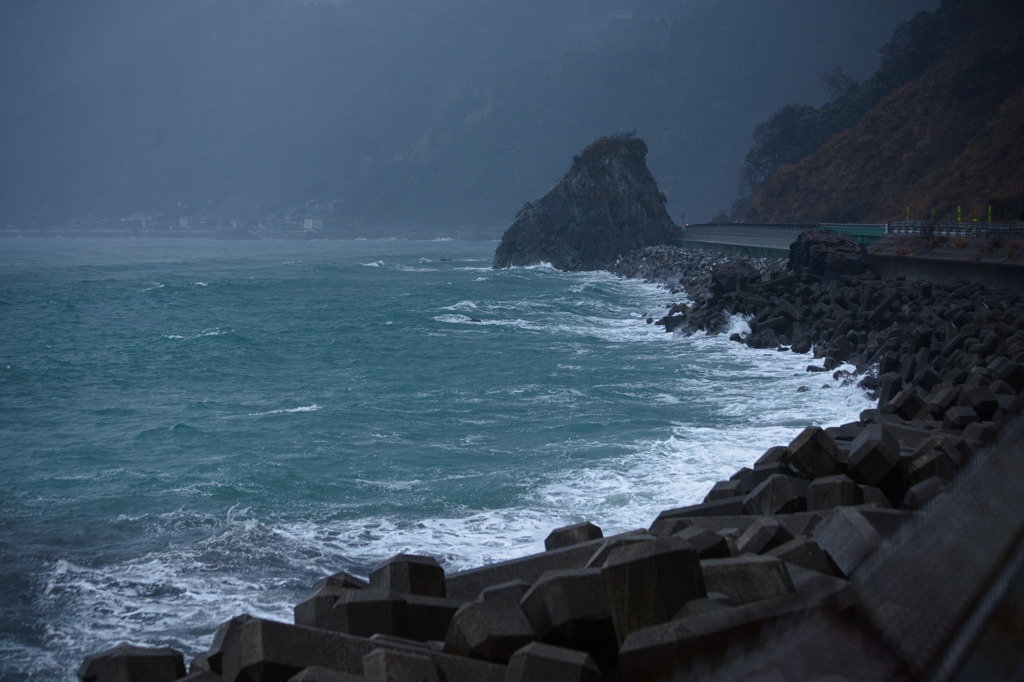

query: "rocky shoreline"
xmin=80 ymin=236 xmax=1024 ymax=682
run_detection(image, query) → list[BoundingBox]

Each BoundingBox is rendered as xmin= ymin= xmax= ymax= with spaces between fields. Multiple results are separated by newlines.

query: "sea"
xmin=0 ymin=236 xmax=873 ymax=680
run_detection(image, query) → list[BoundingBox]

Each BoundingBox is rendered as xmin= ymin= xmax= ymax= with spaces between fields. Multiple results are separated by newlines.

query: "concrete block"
xmin=735 ymin=462 xmax=797 ymax=495
xmin=957 ymin=385 xmax=999 ymax=421
xmin=859 ymin=485 xmax=892 ymax=508
xmin=787 ymin=426 xmax=841 ymax=479
xmin=78 ymin=644 xmax=186 ymax=682
xmin=600 ymin=537 xmax=706 ymax=643
xmin=906 ymin=447 xmax=958 ymax=485
xmin=188 ymin=652 xmax=210 ymax=673
xmin=504 ymin=642 xmax=602 ymax=682
xmin=700 ymin=555 xmax=796 ymax=605
xmin=212 ymin=617 xmax=373 ymax=682
xmin=807 ymin=474 xmax=863 ymax=511
xmin=212 ymin=616 xmax=505 ymax=682
xmin=672 ymin=525 xmax=732 ymax=559
xmin=655 ymin=496 xmax=746 ymax=520
xmin=845 ymin=424 xmax=902 ymax=492
xmin=618 ymin=595 xmax=804 ymax=681
xmin=370 ymin=554 xmax=446 ymax=598
xmin=743 ymin=474 xmax=809 ymax=515
xmin=925 ymin=384 xmax=961 ymax=418
xmin=519 ymin=568 xmax=615 ymax=657
xmin=903 ymin=477 xmax=950 ymax=509
xmin=362 ymin=649 xmax=441 ymax=682
xmin=783 ymin=564 xmax=850 ymax=602
xmin=584 ymin=531 xmax=657 ymax=569
xmin=288 ymin=666 xmax=369 ymax=681
xmin=446 ymin=539 xmax=604 ymax=602
xmin=753 ymin=446 xmax=791 ymax=468
xmin=885 ymin=389 xmax=928 ymax=421
xmin=648 ymin=516 xmax=690 ymax=538
xmin=811 ymin=507 xmax=883 ymax=578
xmin=331 ymin=590 xmax=405 ymax=638
xmin=944 ymin=405 xmax=980 ymax=430
xmin=402 ymin=595 xmax=463 ymax=642
xmin=208 ymin=614 xmax=255 ymax=675
xmin=295 ymin=572 xmax=368 ymax=629
xmin=766 ymin=537 xmax=839 ymax=577
xmin=478 ymin=580 xmax=530 ymax=604
xmin=734 ymin=518 xmax=795 ymax=555
xmin=544 ymin=522 xmax=602 ymax=551
xmin=702 ymin=479 xmax=743 ymax=502
xmin=443 ymin=601 xmax=537 ymax=663
xmin=177 ymin=671 xmax=222 ymax=682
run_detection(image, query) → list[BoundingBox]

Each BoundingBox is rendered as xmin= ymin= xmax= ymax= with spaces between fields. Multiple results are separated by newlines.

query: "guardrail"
xmin=683 ymin=221 xmax=1024 ymax=243
xmin=886 ymin=220 xmax=1024 ymax=238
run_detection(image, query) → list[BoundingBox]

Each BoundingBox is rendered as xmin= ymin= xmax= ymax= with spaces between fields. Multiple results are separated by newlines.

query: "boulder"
xmin=787 ymin=229 xmax=868 ymax=280
xmin=492 ymin=134 xmax=679 ymax=271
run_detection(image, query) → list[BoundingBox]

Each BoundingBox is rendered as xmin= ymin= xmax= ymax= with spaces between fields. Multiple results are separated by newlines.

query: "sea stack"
xmin=492 ymin=134 xmax=680 ymax=271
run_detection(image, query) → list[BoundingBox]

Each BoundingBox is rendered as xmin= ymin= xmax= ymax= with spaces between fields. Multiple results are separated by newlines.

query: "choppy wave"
xmin=247 ymin=404 xmax=322 ymax=417
xmin=0 ymin=237 xmax=875 ymax=681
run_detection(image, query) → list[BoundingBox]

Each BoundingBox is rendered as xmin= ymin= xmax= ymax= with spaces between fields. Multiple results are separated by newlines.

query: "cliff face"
xmin=492 ymin=135 xmax=680 ymax=271
xmin=739 ymin=0 xmax=1024 ymax=223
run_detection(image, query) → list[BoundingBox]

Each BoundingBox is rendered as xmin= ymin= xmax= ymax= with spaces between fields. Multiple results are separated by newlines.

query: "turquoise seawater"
xmin=0 ymin=237 xmax=872 ymax=680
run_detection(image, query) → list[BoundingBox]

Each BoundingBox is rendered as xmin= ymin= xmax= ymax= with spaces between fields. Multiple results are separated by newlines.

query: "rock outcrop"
xmin=787 ymin=229 xmax=868 ymax=280
xmin=492 ymin=134 xmax=680 ymax=271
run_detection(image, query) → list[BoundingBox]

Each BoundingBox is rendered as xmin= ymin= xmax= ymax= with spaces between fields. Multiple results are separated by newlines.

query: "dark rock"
xmin=712 ymin=260 xmax=760 ymax=297
xmin=787 ymin=229 xmax=868 ymax=280
xmin=492 ymin=135 xmax=679 ymax=271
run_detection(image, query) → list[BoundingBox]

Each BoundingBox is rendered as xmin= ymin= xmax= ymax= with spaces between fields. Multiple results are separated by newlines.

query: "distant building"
xmin=304 ymin=218 xmax=324 ymax=232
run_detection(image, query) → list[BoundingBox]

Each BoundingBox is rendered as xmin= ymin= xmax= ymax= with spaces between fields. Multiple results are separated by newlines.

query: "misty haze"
xmin=0 ymin=0 xmax=936 ymax=234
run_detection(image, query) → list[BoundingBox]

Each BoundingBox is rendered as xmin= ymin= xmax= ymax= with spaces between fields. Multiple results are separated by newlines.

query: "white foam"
xmin=442 ymin=300 xmax=479 ymax=312
xmin=247 ymin=404 xmax=322 ymax=417
xmin=361 ymin=260 xmax=384 ymax=267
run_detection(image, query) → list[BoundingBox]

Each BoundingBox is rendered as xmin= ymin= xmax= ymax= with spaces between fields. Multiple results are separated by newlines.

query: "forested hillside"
xmin=735 ymin=0 xmax=1024 ymax=223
